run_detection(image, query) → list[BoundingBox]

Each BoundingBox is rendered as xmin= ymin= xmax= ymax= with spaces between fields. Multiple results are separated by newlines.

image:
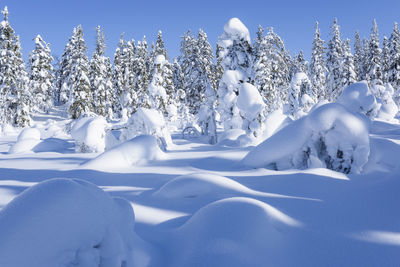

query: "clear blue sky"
xmin=4 ymin=0 xmax=400 ymax=62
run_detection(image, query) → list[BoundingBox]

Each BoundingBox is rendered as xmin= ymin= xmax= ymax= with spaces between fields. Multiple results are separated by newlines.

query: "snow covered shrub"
xmin=71 ymin=115 xmax=108 ymax=153
xmin=372 ymin=83 xmax=399 ymax=121
xmin=337 ymin=81 xmax=380 ymax=119
xmin=242 ymin=103 xmax=370 ymax=174
xmin=0 ymin=178 xmax=137 ymax=267
xmin=121 ymin=108 xmax=172 ymax=150
xmin=287 ymin=72 xmax=314 ymax=118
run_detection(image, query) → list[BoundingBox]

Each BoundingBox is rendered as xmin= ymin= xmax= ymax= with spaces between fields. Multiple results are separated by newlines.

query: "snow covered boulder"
xmin=0 ymin=178 xmax=137 ymax=267
xmin=82 ymin=135 xmax=165 ymax=171
xmin=242 ymin=103 xmax=370 ymax=174
xmin=8 ymin=127 xmax=41 ymax=154
xmin=71 ymin=115 xmax=108 ymax=153
xmin=169 ymin=197 xmax=300 ymax=267
xmin=122 ymin=108 xmax=172 ymax=150
xmin=337 ymin=81 xmax=380 ymax=119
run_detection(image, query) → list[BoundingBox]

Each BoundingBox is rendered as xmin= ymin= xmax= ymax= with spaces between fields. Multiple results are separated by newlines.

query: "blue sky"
xmin=4 ymin=0 xmax=400 ymax=61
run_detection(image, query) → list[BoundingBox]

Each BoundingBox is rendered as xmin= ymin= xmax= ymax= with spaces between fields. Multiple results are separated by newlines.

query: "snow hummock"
xmin=8 ymin=127 xmax=41 ymax=154
xmin=337 ymin=81 xmax=380 ymax=119
xmin=71 ymin=115 xmax=108 ymax=153
xmin=243 ymin=103 xmax=370 ymax=173
xmin=169 ymin=197 xmax=300 ymax=267
xmin=222 ymin=18 xmax=250 ymax=42
xmin=83 ymin=135 xmax=165 ymax=171
xmin=0 ymin=178 xmax=138 ymax=267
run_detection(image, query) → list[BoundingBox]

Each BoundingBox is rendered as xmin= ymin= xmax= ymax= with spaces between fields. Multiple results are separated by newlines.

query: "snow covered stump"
xmin=0 ymin=178 xmax=139 ymax=267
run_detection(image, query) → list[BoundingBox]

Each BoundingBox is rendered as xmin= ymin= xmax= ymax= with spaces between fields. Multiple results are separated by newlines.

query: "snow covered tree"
xmin=388 ymin=22 xmax=400 ymax=95
xmin=89 ymin=26 xmax=113 ymax=118
xmin=29 ymin=35 xmax=54 ymax=113
xmin=252 ymin=25 xmax=264 ymax=63
xmin=294 ymin=51 xmax=308 ymax=74
xmin=217 ymin=18 xmax=253 ymax=131
xmin=133 ymin=36 xmax=151 ymax=109
xmin=112 ymin=34 xmax=136 ymax=118
xmin=382 ymin=35 xmax=390 ymax=84
xmin=155 ymin=30 xmax=167 ymax=59
xmin=354 ymin=30 xmax=363 ymax=81
xmin=365 ymin=19 xmax=383 ymax=85
xmin=309 ymin=21 xmax=326 ymax=102
xmin=341 ymin=39 xmax=357 ymax=88
xmin=147 ymin=55 xmax=168 ymax=113
xmin=326 ymin=18 xmax=344 ymax=101
xmin=66 ymin=25 xmax=94 ymax=119
xmin=288 ymin=72 xmax=313 ymax=118
xmin=254 ymin=27 xmax=291 ymax=112
xmin=0 ymin=7 xmax=31 ymax=126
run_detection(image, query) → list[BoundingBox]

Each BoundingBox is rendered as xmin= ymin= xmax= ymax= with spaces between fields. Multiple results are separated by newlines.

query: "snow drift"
xmin=8 ymin=127 xmax=41 ymax=154
xmin=0 ymin=178 xmax=137 ymax=267
xmin=71 ymin=115 xmax=108 ymax=153
xmin=82 ymin=134 xmax=165 ymax=171
xmin=169 ymin=197 xmax=300 ymax=267
xmin=242 ymin=103 xmax=370 ymax=173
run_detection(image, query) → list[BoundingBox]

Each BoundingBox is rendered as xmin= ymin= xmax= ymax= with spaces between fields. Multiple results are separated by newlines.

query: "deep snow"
xmin=1 ymin=105 xmax=400 ymax=266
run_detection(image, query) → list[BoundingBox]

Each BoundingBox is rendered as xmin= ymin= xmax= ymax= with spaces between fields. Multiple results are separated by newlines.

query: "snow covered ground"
xmin=1 ymin=106 xmax=400 ymax=266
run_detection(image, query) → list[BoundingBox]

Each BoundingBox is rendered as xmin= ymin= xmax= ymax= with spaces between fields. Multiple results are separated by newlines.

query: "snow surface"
xmin=1 ymin=104 xmax=400 ymax=266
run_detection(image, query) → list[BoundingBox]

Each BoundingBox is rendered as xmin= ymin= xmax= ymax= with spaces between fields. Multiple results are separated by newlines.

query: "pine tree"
xmin=155 ymin=30 xmax=167 ymax=59
xmin=29 ymin=35 xmax=54 ymax=113
xmin=66 ymin=25 xmax=94 ymax=119
xmin=309 ymin=21 xmax=326 ymax=102
xmin=133 ymin=36 xmax=151 ymax=109
xmin=365 ymin=19 xmax=383 ymax=85
xmin=354 ymin=30 xmax=363 ymax=80
xmin=252 ymin=25 xmax=264 ymax=63
xmin=294 ymin=51 xmax=308 ymax=74
xmin=326 ymin=18 xmax=344 ymax=101
xmin=56 ymin=29 xmax=75 ymax=105
xmin=341 ymin=39 xmax=357 ymax=88
xmin=254 ymin=27 xmax=291 ymax=112
xmin=89 ymin=26 xmax=113 ymax=118
xmin=382 ymin=35 xmax=390 ymax=84
xmin=0 ymin=7 xmax=31 ymax=126
xmin=388 ymin=22 xmax=400 ymax=93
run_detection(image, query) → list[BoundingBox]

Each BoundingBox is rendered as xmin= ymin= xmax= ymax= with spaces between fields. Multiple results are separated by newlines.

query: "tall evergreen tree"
xmin=90 ymin=26 xmax=113 ymax=118
xmin=365 ymin=19 xmax=383 ymax=85
xmin=354 ymin=30 xmax=363 ymax=81
xmin=382 ymin=35 xmax=390 ymax=84
xmin=309 ymin=21 xmax=326 ymax=102
xmin=133 ymin=36 xmax=151 ymax=109
xmin=29 ymin=35 xmax=54 ymax=113
xmin=66 ymin=25 xmax=94 ymax=119
xmin=0 ymin=7 xmax=31 ymax=126
xmin=341 ymin=39 xmax=357 ymax=88
xmin=326 ymin=18 xmax=344 ymax=101
xmin=388 ymin=22 xmax=400 ymax=93
xmin=155 ymin=30 xmax=167 ymax=59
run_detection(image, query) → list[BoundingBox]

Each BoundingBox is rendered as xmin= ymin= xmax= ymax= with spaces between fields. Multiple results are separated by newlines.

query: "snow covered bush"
xmin=121 ymin=108 xmax=172 ymax=150
xmin=337 ymin=81 xmax=380 ymax=119
xmin=371 ymin=83 xmax=399 ymax=121
xmin=0 ymin=178 xmax=138 ymax=267
xmin=71 ymin=115 xmax=108 ymax=153
xmin=287 ymin=72 xmax=314 ymax=118
xmin=83 ymin=134 xmax=165 ymax=171
xmin=242 ymin=103 xmax=370 ymax=174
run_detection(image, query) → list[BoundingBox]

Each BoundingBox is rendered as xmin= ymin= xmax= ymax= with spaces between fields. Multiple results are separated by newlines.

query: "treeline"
xmin=0 ymin=6 xmax=399 ymax=132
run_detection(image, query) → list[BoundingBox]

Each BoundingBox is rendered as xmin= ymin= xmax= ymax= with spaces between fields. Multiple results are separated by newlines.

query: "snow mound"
xmin=243 ymin=103 xmax=370 ymax=174
xmin=8 ymin=128 xmax=41 ymax=154
xmin=337 ymin=81 xmax=380 ymax=119
xmin=123 ymin=108 xmax=172 ymax=149
xmin=0 ymin=178 xmax=137 ymax=267
xmin=83 ymin=135 xmax=165 ymax=171
xmin=171 ymin=197 xmax=300 ymax=266
xmin=374 ymin=83 xmax=399 ymax=121
xmin=71 ymin=116 xmax=108 ymax=153
xmin=153 ymin=173 xmax=255 ymax=199
xmin=223 ymin=18 xmax=250 ymax=42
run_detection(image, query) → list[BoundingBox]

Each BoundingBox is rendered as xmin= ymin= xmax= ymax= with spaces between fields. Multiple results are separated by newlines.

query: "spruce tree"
xmin=382 ymin=35 xmax=390 ymax=84
xmin=29 ymin=35 xmax=54 ymax=113
xmin=354 ymin=31 xmax=363 ymax=81
xmin=309 ymin=21 xmax=326 ymax=102
xmin=341 ymin=39 xmax=357 ymax=88
xmin=326 ymin=18 xmax=344 ymax=101
xmin=133 ymin=36 xmax=151 ymax=109
xmin=67 ymin=25 xmax=94 ymax=119
xmin=89 ymin=26 xmax=113 ymax=118
xmin=388 ymin=22 xmax=400 ymax=93
xmin=0 ymin=7 xmax=31 ymax=126
xmin=365 ymin=19 xmax=383 ymax=85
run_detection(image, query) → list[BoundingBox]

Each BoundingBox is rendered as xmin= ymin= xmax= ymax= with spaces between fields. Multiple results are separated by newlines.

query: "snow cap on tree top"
xmin=223 ymin=18 xmax=250 ymax=43
xmin=2 ymin=6 xmax=8 ymax=21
